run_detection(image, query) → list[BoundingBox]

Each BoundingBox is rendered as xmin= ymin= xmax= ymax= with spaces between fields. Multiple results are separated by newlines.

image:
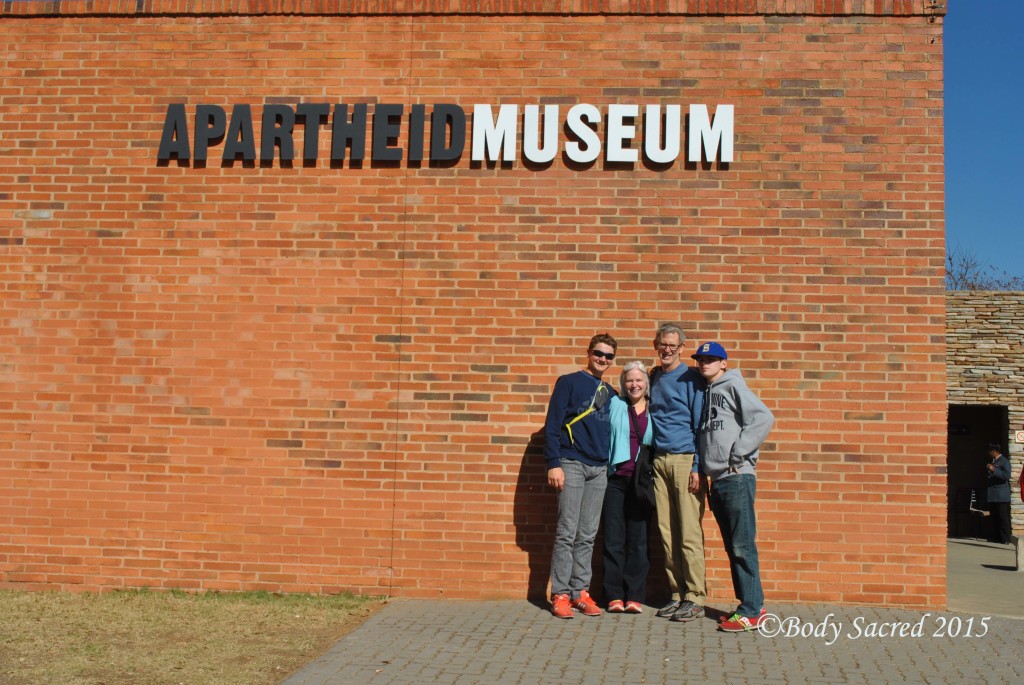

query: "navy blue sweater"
xmin=543 ymin=370 xmax=615 ymax=470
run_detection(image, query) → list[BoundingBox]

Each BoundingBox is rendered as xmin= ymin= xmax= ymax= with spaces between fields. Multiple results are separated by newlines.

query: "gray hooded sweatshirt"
xmin=698 ymin=370 xmax=774 ymax=482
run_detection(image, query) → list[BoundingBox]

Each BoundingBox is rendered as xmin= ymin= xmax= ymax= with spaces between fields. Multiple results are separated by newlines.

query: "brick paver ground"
xmin=282 ymin=599 xmax=1024 ymax=685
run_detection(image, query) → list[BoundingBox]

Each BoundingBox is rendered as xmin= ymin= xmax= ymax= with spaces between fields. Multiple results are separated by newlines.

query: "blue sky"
xmin=944 ymin=0 xmax=1024 ymax=278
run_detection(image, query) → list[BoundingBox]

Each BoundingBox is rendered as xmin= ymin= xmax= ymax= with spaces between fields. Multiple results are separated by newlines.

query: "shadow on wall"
xmin=512 ymin=429 xmax=669 ymax=604
xmin=513 ymin=430 xmax=555 ymax=603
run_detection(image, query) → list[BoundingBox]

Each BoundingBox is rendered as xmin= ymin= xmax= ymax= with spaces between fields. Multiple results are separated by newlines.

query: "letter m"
xmin=688 ymin=104 xmax=734 ymax=163
xmin=471 ymin=104 xmax=518 ymax=162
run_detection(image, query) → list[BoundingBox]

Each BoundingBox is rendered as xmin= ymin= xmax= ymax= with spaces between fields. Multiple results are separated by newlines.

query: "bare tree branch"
xmin=946 ymin=243 xmax=1024 ymax=290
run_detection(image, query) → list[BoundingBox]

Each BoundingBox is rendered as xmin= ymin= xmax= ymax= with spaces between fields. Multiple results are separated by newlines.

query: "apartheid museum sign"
xmin=157 ymin=102 xmax=735 ymax=167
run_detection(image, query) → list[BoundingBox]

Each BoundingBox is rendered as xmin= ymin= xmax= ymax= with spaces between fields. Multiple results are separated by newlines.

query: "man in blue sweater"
xmin=543 ymin=333 xmax=618 ymax=619
xmin=648 ymin=323 xmax=707 ymax=623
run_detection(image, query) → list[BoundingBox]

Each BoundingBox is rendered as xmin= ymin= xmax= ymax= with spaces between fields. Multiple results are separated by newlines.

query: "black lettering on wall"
xmin=157 ymin=103 xmax=190 ymax=161
xmin=194 ymin=105 xmax=226 ymax=163
xmin=330 ymin=103 xmax=367 ymax=163
xmin=261 ymin=104 xmax=296 ymax=163
xmin=223 ymin=104 xmax=256 ymax=163
xmin=430 ymin=104 xmax=465 ymax=162
xmin=296 ymin=103 xmax=330 ymax=163
xmin=408 ymin=104 xmax=426 ymax=163
xmin=372 ymin=104 xmax=404 ymax=162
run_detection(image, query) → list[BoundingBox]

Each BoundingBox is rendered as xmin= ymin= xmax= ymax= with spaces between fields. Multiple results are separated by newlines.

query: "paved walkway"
xmin=284 ymin=540 xmax=1024 ymax=685
xmin=946 ymin=538 xmax=1024 ymax=616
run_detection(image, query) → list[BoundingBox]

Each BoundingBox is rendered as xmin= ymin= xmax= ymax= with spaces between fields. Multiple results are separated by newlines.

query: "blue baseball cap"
xmin=691 ymin=341 xmax=728 ymax=360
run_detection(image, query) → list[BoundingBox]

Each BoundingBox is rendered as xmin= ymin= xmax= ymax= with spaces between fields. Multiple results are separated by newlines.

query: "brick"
xmin=0 ymin=9 xmax=946 ymax=608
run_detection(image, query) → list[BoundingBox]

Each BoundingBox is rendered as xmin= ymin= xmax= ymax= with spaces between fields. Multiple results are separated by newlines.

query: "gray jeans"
xmin=550 ymin=459 xmax=608 ymax=598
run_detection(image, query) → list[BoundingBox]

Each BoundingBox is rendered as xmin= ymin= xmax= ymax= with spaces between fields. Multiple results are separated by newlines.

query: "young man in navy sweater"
xmin=543 ymin=333 xmax=618 ymax=618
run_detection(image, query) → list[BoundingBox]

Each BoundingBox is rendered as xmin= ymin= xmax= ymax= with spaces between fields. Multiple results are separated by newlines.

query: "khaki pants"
xmin=653 ymin=452 xmax=707 ymax=604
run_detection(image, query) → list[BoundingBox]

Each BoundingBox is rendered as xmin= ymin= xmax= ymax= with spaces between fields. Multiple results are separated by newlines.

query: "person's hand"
xmin=688 ymin=471 xmax=702 ymax=493
xmin=548 ymin=467 xmax=565 ymax=492
xmin=987 ymin=463 xmax=995 ymax=473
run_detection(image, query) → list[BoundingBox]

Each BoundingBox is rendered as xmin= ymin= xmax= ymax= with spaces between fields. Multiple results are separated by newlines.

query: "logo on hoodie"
xmin=705 ymin=396 xmax=724 ymax=433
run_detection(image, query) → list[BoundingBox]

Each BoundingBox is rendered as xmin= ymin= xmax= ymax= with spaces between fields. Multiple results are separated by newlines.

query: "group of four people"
xmin=543 ymin=324 xmax=775 ymax=632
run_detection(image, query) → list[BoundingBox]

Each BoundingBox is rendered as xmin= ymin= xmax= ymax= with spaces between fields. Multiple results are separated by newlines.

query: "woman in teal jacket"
xmin=603 ymin=361 xmax=655 ymax=613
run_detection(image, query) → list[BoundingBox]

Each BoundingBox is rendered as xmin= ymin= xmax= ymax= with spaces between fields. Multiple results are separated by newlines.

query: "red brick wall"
xmin=0 ymin=1 xmax=948 ymax=607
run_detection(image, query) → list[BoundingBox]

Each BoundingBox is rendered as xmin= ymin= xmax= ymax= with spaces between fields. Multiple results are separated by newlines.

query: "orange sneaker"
xmin=571 ymin=590 xmax=602 ymax=616
xmin=551 ymin=593 xmax=574 ymax=619
xmin=625 ymin=601 xmax=644 ymax=614
xmin=607 ymin=599 xmax=625 ymax=613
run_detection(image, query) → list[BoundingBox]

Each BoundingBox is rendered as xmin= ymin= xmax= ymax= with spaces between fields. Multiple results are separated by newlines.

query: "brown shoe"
xmin=551 ymin=593 xmax=574 ymax=619
xmin=571 ymin=590 xmax=602 ymax=616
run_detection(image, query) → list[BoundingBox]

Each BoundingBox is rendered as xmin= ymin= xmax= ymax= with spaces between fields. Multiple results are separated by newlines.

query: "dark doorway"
xmin=947 ymin=404 xmax=1008 ymax=538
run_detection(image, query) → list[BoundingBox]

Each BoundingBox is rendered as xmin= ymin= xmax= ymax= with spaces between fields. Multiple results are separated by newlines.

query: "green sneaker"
xmin=719 ymin=608 xmax=767 ymax=632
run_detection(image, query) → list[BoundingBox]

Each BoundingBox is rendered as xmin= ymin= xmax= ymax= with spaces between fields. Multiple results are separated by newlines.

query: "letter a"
xmin=157 ymin=103 xmax=190 ymax=161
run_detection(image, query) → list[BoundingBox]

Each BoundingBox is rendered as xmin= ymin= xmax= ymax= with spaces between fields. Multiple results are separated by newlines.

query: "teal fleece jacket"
xmin=609 ymin=395 xmax=654 ymax=472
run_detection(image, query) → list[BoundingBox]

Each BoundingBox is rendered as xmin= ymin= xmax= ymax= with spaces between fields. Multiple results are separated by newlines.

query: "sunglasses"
xmin=591 ymin=350 xmax=616 ymax=360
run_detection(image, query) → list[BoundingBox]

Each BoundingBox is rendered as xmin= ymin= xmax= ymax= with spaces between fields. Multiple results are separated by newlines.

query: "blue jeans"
xmin=709 ymin=473 xmax=763 ymax=617
xmin=601 ymin=475 xmax=650 ymax=603
xmin=551 ymin=459 xmax=608 ymax=598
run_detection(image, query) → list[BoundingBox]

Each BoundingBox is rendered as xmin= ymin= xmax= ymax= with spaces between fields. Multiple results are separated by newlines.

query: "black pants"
xmin=988 ymin=502 xmax=1012 ymax=544
xmin=602 ymin=475 xmax=650 ymax=603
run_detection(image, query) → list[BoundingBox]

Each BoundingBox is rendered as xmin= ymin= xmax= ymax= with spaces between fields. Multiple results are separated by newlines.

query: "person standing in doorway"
xmin=985 ymin=442 xmax=1012 ymax=545
xmin=647 ymin=323 xmax=707 ymax=623
xmin=543 ymin=333 xmax=618 ymax=618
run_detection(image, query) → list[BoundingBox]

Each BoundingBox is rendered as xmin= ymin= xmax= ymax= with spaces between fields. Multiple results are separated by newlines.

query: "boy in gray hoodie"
xmin=692 ymin=341 xmax=774 ymax=632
